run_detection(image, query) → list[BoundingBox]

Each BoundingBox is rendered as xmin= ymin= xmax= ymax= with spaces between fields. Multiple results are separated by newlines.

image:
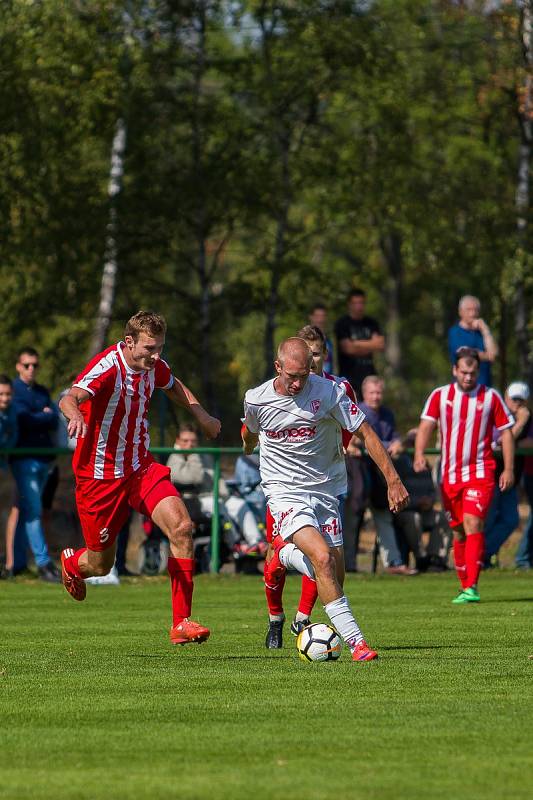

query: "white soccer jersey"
xmin=243 ymin=373 xmax=366 ymax=501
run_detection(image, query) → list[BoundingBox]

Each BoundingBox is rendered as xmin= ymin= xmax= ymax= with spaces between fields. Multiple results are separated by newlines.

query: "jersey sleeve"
xmin=339 ymin=380 xmax=358 ymax=447
xmin=73 ymin=357 xmax=116 ymax=397
xmin=155 ymin=359 xmax=174 ymax=390
xmin=491 ymin=391 xmax=514 ymax=431
xmin=421 ymin=388 xmax=441 ymax=421
xmin=242 ymin=394 xmax=260 ymax=434
xmin=329 ymin=383 xmax=366 ymax=433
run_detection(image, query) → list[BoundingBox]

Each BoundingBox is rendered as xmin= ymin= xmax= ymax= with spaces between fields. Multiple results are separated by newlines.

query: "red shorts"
xmin=75 ymin=458 xmax=180 ymax=551
xmin=441 ymin=479 xmax=495 ymax=528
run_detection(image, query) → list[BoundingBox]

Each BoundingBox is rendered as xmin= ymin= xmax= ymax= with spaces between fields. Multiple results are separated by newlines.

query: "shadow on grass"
xmin=481 ymin=597 xmax=533 ymax=604
xmin=125 ymin=653 xmax=292 ymax=660
xmin=380 ymin=644 xmax=456 ymax=651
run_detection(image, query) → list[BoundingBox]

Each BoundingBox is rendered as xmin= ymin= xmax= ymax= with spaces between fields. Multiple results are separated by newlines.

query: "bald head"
xmin=274 ymin=338 xmax=313 ymax=396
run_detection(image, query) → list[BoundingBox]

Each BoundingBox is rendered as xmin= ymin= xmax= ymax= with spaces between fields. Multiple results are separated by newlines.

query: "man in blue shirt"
xmin=447 ymin=295 xmax=498 ymax=387
xmin=11 ymin=348 xmax=60 ymax=581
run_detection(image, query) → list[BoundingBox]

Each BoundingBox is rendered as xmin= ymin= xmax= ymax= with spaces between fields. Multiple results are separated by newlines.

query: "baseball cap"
xmin=506 ymin=381 xmax=530 ymax=401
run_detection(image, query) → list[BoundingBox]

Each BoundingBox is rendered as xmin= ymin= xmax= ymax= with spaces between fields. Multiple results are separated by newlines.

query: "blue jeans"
xmin=11 ymin=459 xmax=51 ymax=570
xmin=484 ymin=484 xmax=519 ymax=561
xmin=516 ymin=475 xmax=533 ymax=567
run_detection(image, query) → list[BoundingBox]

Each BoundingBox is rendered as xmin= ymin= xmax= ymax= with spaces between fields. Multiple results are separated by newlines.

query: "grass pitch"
xmin=1 ymin=571 xmax=533 ymax=800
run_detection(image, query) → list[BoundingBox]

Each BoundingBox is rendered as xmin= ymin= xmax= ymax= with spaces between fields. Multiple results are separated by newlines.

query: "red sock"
xmin=168 ymin=557 xmax=194 ymax=626
xmin=298 ymin=575 xmax=318 ymax=617
xmin=264 ymin=571 xmax=286 ymax=616
xmin=453 ymin=540 xmax=468 ymax=588
xmin=465 ymin=532 xmax=484 ymax=588
xmin=64 ymin=548 xmax=87 ymax=579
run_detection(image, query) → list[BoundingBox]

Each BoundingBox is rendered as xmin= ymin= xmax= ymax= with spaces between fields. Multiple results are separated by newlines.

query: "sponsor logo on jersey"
xmin=99 ymin=527 xmax=110 ymax=543
xmin=265 ymin=426 xmax=317 ymax=442
xmin=310 ymin=399 xmax=321 ymax=413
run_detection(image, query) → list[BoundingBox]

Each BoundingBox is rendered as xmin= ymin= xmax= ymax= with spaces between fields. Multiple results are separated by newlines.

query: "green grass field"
xmin=1 ymin=571 xmax=533 ymax=800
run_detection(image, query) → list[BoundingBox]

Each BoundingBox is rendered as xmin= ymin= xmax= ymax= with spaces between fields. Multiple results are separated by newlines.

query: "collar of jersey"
xmin=117 ymin=340 xmax=149 ymax=375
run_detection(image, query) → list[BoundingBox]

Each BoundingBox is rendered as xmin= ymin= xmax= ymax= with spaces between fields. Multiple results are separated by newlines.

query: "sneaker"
xmin=60 ymin=549 xmax=86 ymax=601
xmin=169 ymin=618 xmax=210 ymax=645
xmin=351 ymin=640 xmax=378 ymax=661
xmin=290 ymin=618 xmax=310 ymax=636
xmin=85 ymin=566 xmax=120 ymax=586
xmin=265 ymin=619 xmax=284 ymax=649
xmin=452 ymin=586 xmax=480 ymax=604
xmin=263 ymin=549 xmax=286 ymax=590
xmin=38 ymin=561 xmax=61 ymax=584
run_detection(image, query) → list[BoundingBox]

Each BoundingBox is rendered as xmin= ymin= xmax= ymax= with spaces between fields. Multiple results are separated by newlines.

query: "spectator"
xmin=0 ymin=376 xmax=18 ymax=579
xmin=334 ymin=288 xmax=384 ymax=399
xmin=343 ymin=437 xmax=369 ymax=573
xmin=309 ymin=303 xmax=334 ymax=375
xmin=485 ymin=381 xmax=531 ymax=567
xmin=447 ymin=295 xmax=497 ymax=387
xmin=358 ymin=376 xmax=417 ymax=575
xmin=516 ymin=405 xmax=533 ymax=569
xmin=393 ymin=430 xmax=451 ymax=572
xmin=11 ymin=347 xmax=60 ymax=582
xmin=233 ymin=454 xmax=266 ymax=521
xmin=167 ymin=424 xmax=267 ymax=555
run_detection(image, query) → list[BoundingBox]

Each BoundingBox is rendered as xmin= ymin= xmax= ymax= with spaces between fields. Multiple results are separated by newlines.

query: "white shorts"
xmin=267 ymin=492 xmax=343 ymax=547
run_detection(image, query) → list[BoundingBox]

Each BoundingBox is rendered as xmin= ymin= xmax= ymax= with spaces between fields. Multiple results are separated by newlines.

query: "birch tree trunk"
xmin=88 ymin=119 xmax=127 ymax=358
xmin=379 ymin=229 xmax=403 ymax=379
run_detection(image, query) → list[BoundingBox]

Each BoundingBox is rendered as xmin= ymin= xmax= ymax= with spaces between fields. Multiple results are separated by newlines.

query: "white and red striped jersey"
xmin=421 ymin=383 xmax=513 ymax=485
xmin=323 ymin=371 xmax=357 ymax=449
xmin=72 ymin=342 xmax=174 ymax=480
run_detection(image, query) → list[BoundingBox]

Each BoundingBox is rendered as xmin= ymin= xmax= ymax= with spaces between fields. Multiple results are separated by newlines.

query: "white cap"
xmin=506 ymin=381 xmax=530 ymax=401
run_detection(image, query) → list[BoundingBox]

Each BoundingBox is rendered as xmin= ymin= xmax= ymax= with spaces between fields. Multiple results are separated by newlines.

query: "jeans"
xmin=484 ymin=485 xmax=519 ymax=561
xmin=11 ymin=459 xmax=51 ymax=570
xmin=372 ymin=507 xmax=403 ymax=567
xmin=516 ymin=475 xmax=533 ymax=567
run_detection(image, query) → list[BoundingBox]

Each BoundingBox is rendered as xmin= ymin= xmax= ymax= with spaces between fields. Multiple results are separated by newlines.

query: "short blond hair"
xmin=124 ymin=311 xmax=167 ymax=342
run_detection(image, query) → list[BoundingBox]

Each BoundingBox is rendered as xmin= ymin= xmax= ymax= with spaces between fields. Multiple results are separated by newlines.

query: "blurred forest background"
xmin=1 ymin=0 xmax=531 ymax=440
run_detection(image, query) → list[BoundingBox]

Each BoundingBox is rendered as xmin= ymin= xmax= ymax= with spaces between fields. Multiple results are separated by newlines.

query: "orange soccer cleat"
xmin=60 ymin=549 xmax=86 ymax=602
xmin=169 ymin=618 xmax=210 ymax=645
xmin=351 ymin=640 xmax=378 ymax=662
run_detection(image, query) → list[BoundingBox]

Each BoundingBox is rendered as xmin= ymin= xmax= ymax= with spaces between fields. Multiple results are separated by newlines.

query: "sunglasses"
xmin=20 ymin=362 xmax=39 ymax=369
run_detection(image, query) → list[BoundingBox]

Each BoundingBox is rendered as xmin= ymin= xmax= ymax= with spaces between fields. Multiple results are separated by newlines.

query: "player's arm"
xmin=499 ymin=427 xmax=515 ymax=492
xmin=59 ymin=387 xmax=91 ymax=439
xmin=354 ymin=421 xmax=409 ymax=513
xmin=413 ymin=419 xmax=437 ymax=472
xmin=165 ymin=379 xmax=221 ymax=439
xmin=241 ymin=423 xmax=258 ymax=456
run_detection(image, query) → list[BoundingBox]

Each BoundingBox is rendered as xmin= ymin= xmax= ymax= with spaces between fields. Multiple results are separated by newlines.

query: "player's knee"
xmin=313 ymin=548 xmax=335 ymax=575
xmin=168 ymin=516 xmax=193 ymax=545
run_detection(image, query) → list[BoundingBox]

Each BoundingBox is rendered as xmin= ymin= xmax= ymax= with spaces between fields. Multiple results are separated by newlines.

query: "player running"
xmin=414 ymin=346 xmax=514 ymax=604
xmin=59 ymin=311 xmax=221 ymax=644
xmin=263 ymin=325 xmax=359 ymax=649
xmin=242 ymin=337 xmax=409 ymax=662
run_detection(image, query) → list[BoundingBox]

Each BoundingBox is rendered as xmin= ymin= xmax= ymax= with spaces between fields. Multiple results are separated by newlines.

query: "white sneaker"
xmin=85 ymin=566 xmax=120 ymax=586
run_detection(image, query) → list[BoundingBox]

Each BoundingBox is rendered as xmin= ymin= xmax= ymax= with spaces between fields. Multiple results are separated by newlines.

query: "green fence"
xmin=2 ymin=446 xmax=532 ymax=573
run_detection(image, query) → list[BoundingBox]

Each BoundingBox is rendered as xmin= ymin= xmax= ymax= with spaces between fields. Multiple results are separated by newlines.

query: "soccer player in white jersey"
xmin=414 ymin=346 xmax=514 ymax=604
xmin=242 ymin=337 xmax=409 ymax=661
xmin=58 ymin=311 xmax=221 ymax=645
xmin=263 ymin=325 xmax=359 ymax=649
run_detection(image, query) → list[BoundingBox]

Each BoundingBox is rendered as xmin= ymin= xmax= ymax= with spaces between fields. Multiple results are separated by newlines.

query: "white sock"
xmin=295 ymin=610 xmax=310 ymax=623
xmin=279 ymin=543 xmax=315 ymax=579
xmin=269 ymin=613 xmax=284 ymax=623
xmin=324 ymin=595 xmax=364 ymax=647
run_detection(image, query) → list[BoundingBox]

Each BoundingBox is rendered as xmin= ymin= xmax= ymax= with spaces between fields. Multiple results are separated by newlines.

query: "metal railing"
xmin=1 ymin=446 xmax=532 ymax=573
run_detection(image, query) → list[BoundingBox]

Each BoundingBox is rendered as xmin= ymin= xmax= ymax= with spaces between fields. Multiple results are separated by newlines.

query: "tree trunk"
xmin=88 ymin=119 xmax=126 ymax=358
xmin=379 ymin=229 xmax=403 ymax=379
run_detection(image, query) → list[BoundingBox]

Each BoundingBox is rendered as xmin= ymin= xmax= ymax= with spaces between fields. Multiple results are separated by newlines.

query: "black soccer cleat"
xmin=265 ymin=619 xmax=284 ymax=649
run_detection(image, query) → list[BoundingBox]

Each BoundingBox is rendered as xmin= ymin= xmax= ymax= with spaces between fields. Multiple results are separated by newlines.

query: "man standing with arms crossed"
xmin=242 ymin=337 xmax=409 ymax=661
xmin=414 ymin=347 xmax=514 ymax=604
xmin=59 ymin=311 xmax=221 ymax=644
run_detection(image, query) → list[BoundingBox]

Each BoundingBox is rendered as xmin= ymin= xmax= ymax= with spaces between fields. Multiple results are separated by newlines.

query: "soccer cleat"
xmin=452 ymin=587 xmax=480 ymax=604
xmin=263 ymin=548 xmax=286 ymax=590
xmin=169 ymin=618 xmax=210 ymax=645
xmin=351 ymin=640 xmax=378 ymax=662
xmin=290 ymin=618 xmax=310 ymax=637
xmin=60 ymin=549 xmax=86 ymax=602
xmin=265 ymin=619 xmax=284 ymax=649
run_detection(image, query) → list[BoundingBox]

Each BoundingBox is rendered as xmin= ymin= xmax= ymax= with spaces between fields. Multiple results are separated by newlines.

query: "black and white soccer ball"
xmin=296 ymin=623 xmax=342 ymax=662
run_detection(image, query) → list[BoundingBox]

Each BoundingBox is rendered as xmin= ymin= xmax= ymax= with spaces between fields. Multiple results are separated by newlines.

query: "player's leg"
xmin=441 ymin=482 xmax=469 ymax=594
xmin=263 ymin=505 xmax=287 ymax=648
xmin=291 ymin=527 xmax=377 ymax=661
xmin=453 ymin=481 xmax=495 ymax=603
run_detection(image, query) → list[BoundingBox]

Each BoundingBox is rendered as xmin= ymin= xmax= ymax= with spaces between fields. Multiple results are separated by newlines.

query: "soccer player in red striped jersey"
xmin=263 ymin=325 xmax=359 ymax=648
xmin=414 ymin=347 xmax=514 ymax=604
xmin=58 ymin=311 xmax=221 ymax=644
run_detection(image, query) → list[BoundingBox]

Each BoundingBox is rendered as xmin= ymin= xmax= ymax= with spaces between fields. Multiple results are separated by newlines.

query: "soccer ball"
xmin=296 ymin=623 xmax=342 ymax=662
